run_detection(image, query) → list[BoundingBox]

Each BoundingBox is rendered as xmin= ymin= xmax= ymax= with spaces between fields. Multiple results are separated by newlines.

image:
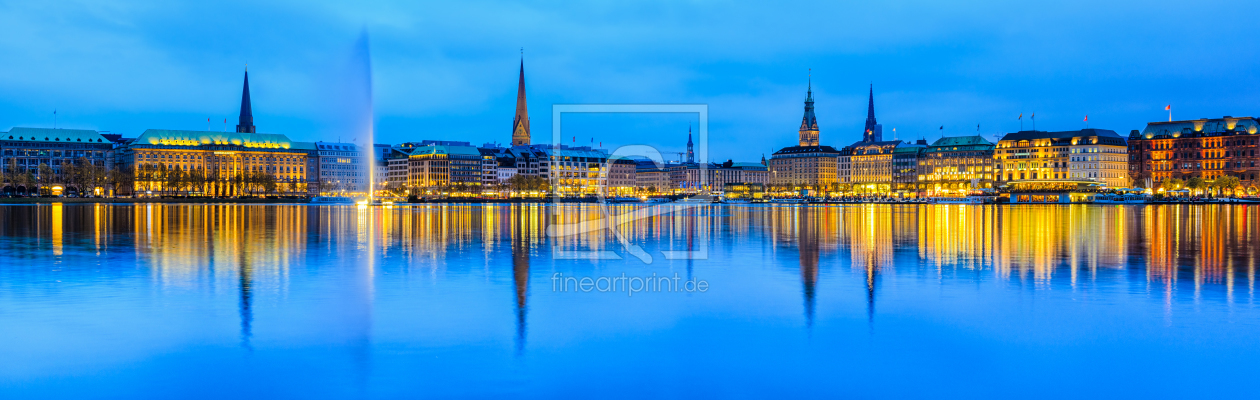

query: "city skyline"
xmin=2 ymin=1 xmax=1259 ymax=161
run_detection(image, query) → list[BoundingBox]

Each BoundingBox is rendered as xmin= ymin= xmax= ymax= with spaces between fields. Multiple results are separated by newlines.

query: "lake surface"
xmin=1 ymin=203 xmax=1259 ymax=398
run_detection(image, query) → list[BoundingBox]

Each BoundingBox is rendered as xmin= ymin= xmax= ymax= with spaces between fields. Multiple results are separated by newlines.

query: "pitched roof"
xmin=930 ymin=135 xmax=994 ymax=147
xmin=133 ymin=129 xmax=294 ymax=149
xmin=999 ymin=129 xmax=1121 ymax=142
xmin=772 ymin=145 xmax=840 ymax=155
xmin=3 ymin=127 xmax=109 ymax=143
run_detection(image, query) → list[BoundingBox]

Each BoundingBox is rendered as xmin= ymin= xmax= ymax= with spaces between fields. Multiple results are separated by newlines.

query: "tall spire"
xmin=797 ymin=70 xmax=819 ymax=147
xmin=863 ymin=84 xmax=879 ymax=142
xmin=686 ymin=125 xmax=695 ymax=164
xmin=236 ymin=69 xmax=255 ymax=134
xmin=511 ymin=53 xmax=531 ymax=147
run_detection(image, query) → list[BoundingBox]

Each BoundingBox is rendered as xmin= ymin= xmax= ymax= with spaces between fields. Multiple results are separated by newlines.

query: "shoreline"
xmin=1 ymin=198 xmax=1254 ymax=206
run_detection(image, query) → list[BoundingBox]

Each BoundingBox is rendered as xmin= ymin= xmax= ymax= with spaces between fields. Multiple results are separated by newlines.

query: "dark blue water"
xmin=1 ymin=203 xmax=1258 ymax=398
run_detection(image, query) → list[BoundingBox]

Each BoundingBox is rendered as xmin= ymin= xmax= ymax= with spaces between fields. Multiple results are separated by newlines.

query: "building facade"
xmin=769 ymin=81 xmax=839 ymax=190
xmin=120 ymin=129 xmax=309 ymax=197
xmin=0 ymin=127 xmax=114 ymax=196
xmin=1127 ymin=117 xmax=1260 ymax=190
xmin=406 ymin=144 xmax=483 ymax=192
xmin=995 ymin=129 xmax=1127 ymax=188
xmin=917 ymin=135 xmax=997 ymax=194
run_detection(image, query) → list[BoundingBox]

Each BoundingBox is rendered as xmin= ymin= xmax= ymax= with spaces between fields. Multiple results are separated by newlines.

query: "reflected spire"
xmin=238 ymin=235 xmax=254 ymax=351
xmin=866 ymin=263 xmax=878 ymax=333
xmin=799 ymin=210 xmax=820 ymax=328
xmin=511 ymin=209 xmax=531 ymax=356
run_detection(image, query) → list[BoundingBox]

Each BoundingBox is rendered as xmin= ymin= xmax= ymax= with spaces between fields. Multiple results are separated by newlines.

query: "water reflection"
xmin=2 ymin=203 xmax=1260 ymax=371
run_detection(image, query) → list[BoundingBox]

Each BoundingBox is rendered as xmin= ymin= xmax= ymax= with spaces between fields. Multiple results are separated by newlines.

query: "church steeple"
xmin=797 ymin=71 xmax=819 ymax=147
xmin=686 ymin=125 xmax=695 ymax=163
xmin=511 ymin=54 xmax=530 ymax=147
xmin=236 ymin=69 xmax=255 ymax=134
xmin=862 ymin=84 xmax=881 ymax=142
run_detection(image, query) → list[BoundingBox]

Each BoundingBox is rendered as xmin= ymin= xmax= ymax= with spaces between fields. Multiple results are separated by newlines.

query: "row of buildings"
xmin=764 ymin=81 xmax=1260 ymax=197
xmin=2 ymin=61 xmax=1259 ymax=198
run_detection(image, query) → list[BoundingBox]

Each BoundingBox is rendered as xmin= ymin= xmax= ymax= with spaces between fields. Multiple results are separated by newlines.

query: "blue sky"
xmin=1 ymin=0 xmax=1258 ymax=162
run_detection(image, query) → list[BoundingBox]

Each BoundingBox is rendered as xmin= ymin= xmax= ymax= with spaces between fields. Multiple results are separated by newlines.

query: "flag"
xmin=1019 ymin=113 xmax=1022 ymax=120
xmin=1165 ymin=105 xmax=1171 ymax=111
xmin=590 ymin=137 xmax=594 ymax=143
xmin=1084 ymin=115 xmax=1088 ymax=122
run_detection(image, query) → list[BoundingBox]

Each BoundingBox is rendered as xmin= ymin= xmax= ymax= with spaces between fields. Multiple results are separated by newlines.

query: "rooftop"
xmin=999 ymin=129 xmax=1122 ymax=142
xmin=133 ymin=129 xmax=294 ymax=149
xmin=3 ymin=127 xmax=109 ymax=143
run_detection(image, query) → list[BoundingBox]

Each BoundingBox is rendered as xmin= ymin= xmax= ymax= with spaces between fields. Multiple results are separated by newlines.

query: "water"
xmin=1 ymin=203 xmax=1258 ymax=398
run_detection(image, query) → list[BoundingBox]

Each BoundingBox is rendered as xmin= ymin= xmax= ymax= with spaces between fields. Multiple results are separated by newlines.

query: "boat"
xmin=767 ymin=198 xmax=804 ymax=204
xmin=310 ymin=196 xmax=356 ymax=204
xmin=931 ymin=195 xmax=997 ymax=204
xmin=677 ymin=195 xmax=717 ymax=204
xmin=605 ymin=197 xmax=642 ymax=204
xmin=1094 ymin=189 xmax=1151 ymax=204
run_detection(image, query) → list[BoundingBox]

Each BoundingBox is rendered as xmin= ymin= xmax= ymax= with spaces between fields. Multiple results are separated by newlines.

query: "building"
xmin=768 ymin=79 xmax=840 ymax=190
xmin=995 ymin=128 xmax=1127 ymax=188
xmin=511 ymin=57 xmax=531 ymax=147
xmin=0 ymin=127 xmax=115 ymax=196
xmin=635 ymin=160 xmax=672 ymax=193
xmin=843 ymin=85 xmax=911 ymax=195
xmin=849 ymin=140 xmax=901 ymax=190
xmin=1127 ymin=117 xmax=1260 ymax=191
xmin=310 ymin=141 xmax=366 ymax=195
xmin=837 ymin=146 xmax=853 ymax=184
xmin=861 ymin=85 xmax=883 ymax=143
xmin=383 ymin=147 xmax=412 ymax=192
xmin=917 ymin=135 xmax=997 ymax=195
xmin=603 ymin=158 xmax=637 ymax=196
xmin=406 ymin=143 xmax=483 ymax=193
xmin=891 ymin=141 xmax=926 ymax=195
xmin=115 ymin=71 xmax=311 ymax=197
xmin=121 ymin=129 xmax=309 ymax=197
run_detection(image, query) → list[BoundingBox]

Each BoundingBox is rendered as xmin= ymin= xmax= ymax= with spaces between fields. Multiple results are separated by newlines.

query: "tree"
xmin=260 ymin=173 xmax=277 ymax=196
xmin=166 ymin=167 xmax=188 ymax=197
xmin=37 ymin=163 xmax=54 ymax=195
xmin=1214 ymin=176 xmax=1241 ymax=197
xmin=109 ymin=168 xmax=132 ymax=198
xmin=188 ymin=169 xmax=206 ymax=196
xmin=1185 ymin=177 xmax=1205 ymax=194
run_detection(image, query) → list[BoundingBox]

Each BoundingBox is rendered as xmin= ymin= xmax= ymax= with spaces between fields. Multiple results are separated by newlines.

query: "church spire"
xmin=797 ymin=70 xmax=819 ymax=147
xmin=511 ymin=53 xmax=531 ymax=147
xmin=862 ymin=84 xmax=880 ymax=142
xmin=236 ymin=69 xmax=255 ymax=134
xmin=686 ymin=125 xmax=695 ymax=164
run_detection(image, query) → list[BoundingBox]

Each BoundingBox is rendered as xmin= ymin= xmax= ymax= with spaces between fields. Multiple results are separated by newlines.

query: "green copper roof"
xmin=133 ymin=129 xmax=294 ymax=149
xmin=930 ymin=135 xmax=994 ymax=147
xmin=4 ymin=127 xmax=108 ymax=143
xmin=409 ymin=144 xmax=482 ymax=157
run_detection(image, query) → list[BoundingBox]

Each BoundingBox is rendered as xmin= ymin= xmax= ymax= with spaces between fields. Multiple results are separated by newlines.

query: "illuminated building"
xmin=406 ymin=143 xmax=482 ymax=191
xmin=122 ymin=129 xmax=309 ymax=197
xmin=891 ymin=141 xmax=926 ymax=194
xmin=635 ymin=160 xmax=672 ymax=193
xmin=511 ymin=56 xmax=531 ymax=147
xmin=917 ymin=135 xmax=997 ymax=195
xmin=116 ymin=70 xmax=313 ymax=197
xmin=1127 ymin=117 xmax=1260 ymax=192
xmin=995 ymin=128 xmax=1127 ymax=188
xmin=842 ymin=85 xmax=906 ymax=194
xmin=0 ymin=127 xmax=115 ymax=196
xmin=768 ymin=79 xmax=839 ymax=190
